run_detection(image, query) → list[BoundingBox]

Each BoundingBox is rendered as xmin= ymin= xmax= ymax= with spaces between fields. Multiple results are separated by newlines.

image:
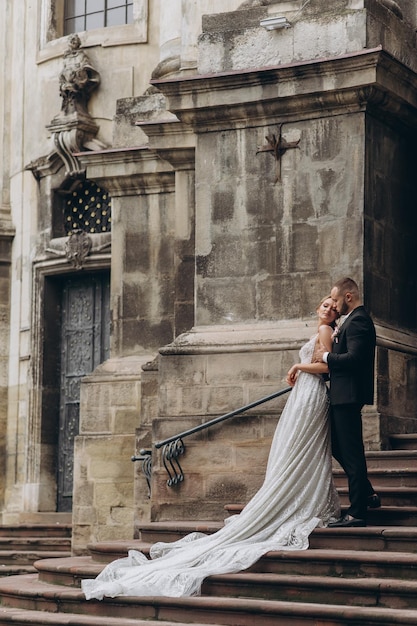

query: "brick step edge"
xmin=33 ymin=545 xmax=417 ymax=587
xmin=225 ymin=503 xmax=417 ymax=511
xmin=85 ymin=525 xmax=417 ymax=560
xmin=0 ymin=539 xmax=71 ymax=546
xmin=336 ymin=483 xmax=417 ymax=492
xmin=0 ymin=551 xmax=71 ymax=558
xmin=202 ymin=571 xmax=417 ymax=595
xmin=0 ymin=525 xmax=72 ymax=538
xmin=0 ymin=607 xmax=220 ymax=626
xmin=2 ymin=576 xmax=417 ymax=626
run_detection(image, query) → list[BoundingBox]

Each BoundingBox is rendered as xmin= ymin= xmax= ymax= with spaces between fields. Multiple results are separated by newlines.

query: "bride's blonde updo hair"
xmin=316 ymin=294 xmax=339 ymax=329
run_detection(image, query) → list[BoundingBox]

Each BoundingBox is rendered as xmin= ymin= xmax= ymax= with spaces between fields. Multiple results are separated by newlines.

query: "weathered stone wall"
xmin=151 ymin=323 xmax=307 ymax=521
xmin=133 ymin=363 xmax=159 ymax=537
xmin=149 ymin=109 xmax=368 ymax=521
xmin=195 ymin=114 xmax=365 ymax=326
xmin=0 ymin=238 xmax=12 ymax=509
xmin=73 ymin=356 xmax=147 ymax=554
xmin=364 ymin=113 xmax=417 ymax=440
xmin=72 ymin=134 xmax=196 ymax=544
xmin=365 ymin=114 xmax=416 ymax=332
xmin=198 ymin=1 xmax=417 ymax=75
xmin=1 ymin=0 xmax=417 ymax=545
xmin=146 ymin=1 xmax=417 ymax=521
xmin=198 ymin=3 xmax=368 ymax=74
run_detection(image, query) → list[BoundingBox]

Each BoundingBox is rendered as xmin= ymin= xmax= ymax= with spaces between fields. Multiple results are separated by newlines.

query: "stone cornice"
xmin=159 ymin=319 xmax=417 ymax=356
xmin=0 ymin=218 xmax=15 ymax=241
xmin=135 ymin=119 xmax=196 ymax=170
xmin=374 ymin=321 xmax=417 ymax=356
xmin=151 ymin=47 xmax=417 ymax=131
xmin=159 ymin=320 xmax=319 ymax=355
xmin=74 ymin=145 xmax=176 ymax=196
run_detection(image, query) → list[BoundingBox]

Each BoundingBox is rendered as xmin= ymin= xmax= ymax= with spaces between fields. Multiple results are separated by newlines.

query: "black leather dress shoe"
xmin=328 ymin=514 xmax=366 ymax=528
xmin=368 ymin=493 xmax=381 ymax=509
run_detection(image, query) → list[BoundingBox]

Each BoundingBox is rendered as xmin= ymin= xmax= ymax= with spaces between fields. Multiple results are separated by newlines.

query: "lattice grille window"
xmin=64 ymin=180 xmax=111 ymax=235
xmin=64 ymin=0 xmax=133 ymax=34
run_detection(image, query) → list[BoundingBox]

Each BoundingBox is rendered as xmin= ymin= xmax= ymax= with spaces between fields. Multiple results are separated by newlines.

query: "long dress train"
xmin=82 ymin=334 xmax=340 ymax=600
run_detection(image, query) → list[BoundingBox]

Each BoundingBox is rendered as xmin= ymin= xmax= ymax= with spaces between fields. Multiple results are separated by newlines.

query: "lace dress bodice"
xmin=300 ymin=333 xmax=317 ymax=363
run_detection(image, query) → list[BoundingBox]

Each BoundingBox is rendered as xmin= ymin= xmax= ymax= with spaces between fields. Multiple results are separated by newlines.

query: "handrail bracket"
xmin=162 ymin=438 xmax=185 ymax=486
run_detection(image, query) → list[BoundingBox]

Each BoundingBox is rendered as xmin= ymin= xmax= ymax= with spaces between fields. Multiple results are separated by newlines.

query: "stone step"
xmin=0 ymin=537 xmax=71 ymax=551
xmin=338 ymin=487 xmax=417 ymax=507
xmin=247 ymin=548 xmax=417 ymax=580
xmin=309 ymin=526 xmax=417 ymax=552
xmin=2 ymin=575 xmax=417 ymax=626
xmin=0 ymin=565 xmax=36 ymax=578
xmin=224 ymin=504 xmax=417 ymax=526
xmin=0 ymin=524 xmax=72 ymax=539
xmin=0 ymin=607 xmax=219 ymax=626
xmin=333 ymin=467 xmax=417 ymax=487
xmin=35 ymin=557 xmax=102 ymax=586
xmin=366 ymin=506 xmax=417 ymax=526
xmin=364 ymin=450 xmax=417 ymax=470
xmin=201 ymin=571 xmax=417 ymax=609
xmin=136 ymin=521 xmax=221 ymax=546
xmin=131 ymin=523 xmax=417 ymax=556
xmin=0 ymin=550 xmax=71 ymax=565
xmin=390 ymin=434 xmax=417 ymax=450
xmin=34 ymin=535 xmax=417 ymax=589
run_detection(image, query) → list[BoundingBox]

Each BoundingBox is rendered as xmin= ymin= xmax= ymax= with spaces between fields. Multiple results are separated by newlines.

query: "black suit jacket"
xmin=327 ymin=306 xmax=376 ymax=406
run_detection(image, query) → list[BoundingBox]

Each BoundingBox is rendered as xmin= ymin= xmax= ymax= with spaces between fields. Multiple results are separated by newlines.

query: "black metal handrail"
xmin=155 ymin=385 xmax=292 ymax=486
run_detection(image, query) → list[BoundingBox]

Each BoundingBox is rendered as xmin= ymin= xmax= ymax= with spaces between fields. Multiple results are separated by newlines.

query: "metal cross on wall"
xmin=256 ymin=123 xmax=300 ymax=182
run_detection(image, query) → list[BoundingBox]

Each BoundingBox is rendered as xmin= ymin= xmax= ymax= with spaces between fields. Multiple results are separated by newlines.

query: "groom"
xmin=322 ymin=277 xmax=379 ymax=527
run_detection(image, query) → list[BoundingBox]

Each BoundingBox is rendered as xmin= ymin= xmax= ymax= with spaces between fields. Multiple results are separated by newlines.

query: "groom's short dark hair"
xmin=334 ymin=277 xmax=359 ymax=297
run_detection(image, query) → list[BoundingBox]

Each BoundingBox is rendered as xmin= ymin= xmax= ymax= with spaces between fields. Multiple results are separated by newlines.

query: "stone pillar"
xmin=0 ymin=0 xmax=14 ymax=514
xmin=152 ymin=0 xmax=244 ymax=78
xmin=72 ymin=141 xmax=193 ymax=550
xmin=0 ymin=230 xmax=14 ymax=512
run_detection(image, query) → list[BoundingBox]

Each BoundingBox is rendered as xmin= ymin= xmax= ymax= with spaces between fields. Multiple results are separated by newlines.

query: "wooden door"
xmin=57 ymin=273 xmax=110 ymax=511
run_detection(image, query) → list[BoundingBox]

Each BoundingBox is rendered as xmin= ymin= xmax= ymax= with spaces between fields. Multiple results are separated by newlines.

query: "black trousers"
xmin=330 ymin=403 xmax=374 ymax=519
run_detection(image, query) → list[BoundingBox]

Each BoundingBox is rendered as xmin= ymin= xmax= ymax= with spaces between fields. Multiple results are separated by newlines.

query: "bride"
xmin=82 ymin=296 xmax=341 ymax=600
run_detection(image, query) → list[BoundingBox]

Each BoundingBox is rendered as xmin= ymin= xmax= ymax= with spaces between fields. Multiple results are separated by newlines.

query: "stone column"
xmin=72 ymin=145 xmax=181 ymax=551
xmin=0 ymin=0 xmax=14 ymax=512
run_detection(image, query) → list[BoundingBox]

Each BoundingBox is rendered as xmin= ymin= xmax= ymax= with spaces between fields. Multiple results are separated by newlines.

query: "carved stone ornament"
xmin=58 ymin=33 xmax=100 ymax=117
xmin=45 ymin=34 xmax=104 ymax=178
xmin=256 ymin=123 xmax=300 ymax=183
xmin=65 ymin=229 xmax=93 ymax=269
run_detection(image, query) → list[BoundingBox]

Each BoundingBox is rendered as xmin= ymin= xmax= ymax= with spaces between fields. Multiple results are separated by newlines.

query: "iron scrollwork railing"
xmin=154 ymin=386 xmax=292 ymax=487
xmin=158 ymin=438 xmax=185 ymax=487
xmin=131 ymin=449 xmax=152 ymax=497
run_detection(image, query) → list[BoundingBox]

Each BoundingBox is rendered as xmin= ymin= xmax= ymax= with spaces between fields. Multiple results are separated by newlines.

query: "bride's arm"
xmin=286 ymin=326 xmax=333 ymax=386
xmin=318 ymin=324 xmax=333 ymax=353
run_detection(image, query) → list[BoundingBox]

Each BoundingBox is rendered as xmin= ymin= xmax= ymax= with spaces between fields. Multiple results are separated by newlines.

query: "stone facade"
xmin=0 ymin=0 xmax=416 ymax=553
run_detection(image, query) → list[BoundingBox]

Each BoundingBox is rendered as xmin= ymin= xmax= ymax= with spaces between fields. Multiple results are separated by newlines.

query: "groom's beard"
xmin=339 ymin=299 xmax=350 ymax=316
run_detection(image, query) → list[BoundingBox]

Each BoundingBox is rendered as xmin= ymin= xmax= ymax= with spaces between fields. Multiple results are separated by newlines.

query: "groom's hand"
xmin=313 ymin=347 xmax=325 ymax=362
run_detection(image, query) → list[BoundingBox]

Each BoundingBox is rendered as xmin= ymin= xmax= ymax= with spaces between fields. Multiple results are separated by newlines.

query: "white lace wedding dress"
xmin=82 ymin=334 xmax=340 ymax=600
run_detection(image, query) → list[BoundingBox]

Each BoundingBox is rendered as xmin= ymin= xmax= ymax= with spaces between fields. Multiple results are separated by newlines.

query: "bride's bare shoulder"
xmin=318 ymin=324 xmax=334 ymax=351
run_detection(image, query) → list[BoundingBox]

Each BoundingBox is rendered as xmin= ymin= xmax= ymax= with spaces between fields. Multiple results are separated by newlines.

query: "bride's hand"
xmin=286 ymin=364 xmax=299 ymax=386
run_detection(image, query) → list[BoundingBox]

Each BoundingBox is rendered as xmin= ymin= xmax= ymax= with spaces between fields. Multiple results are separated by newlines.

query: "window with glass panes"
xmin=64 ymin=0 xmax=133 ymax=35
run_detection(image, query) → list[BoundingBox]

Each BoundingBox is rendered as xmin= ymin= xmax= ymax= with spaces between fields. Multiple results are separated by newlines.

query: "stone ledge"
xmin=160 ymin=320 xmax=317 ymax=354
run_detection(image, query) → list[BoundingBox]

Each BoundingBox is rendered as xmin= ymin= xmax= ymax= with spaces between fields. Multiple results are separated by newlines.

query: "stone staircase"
xmin=0 ymin=514 xmax=72 ymax=578
xmin=1 ymin=438 xmax=417 ymax=624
